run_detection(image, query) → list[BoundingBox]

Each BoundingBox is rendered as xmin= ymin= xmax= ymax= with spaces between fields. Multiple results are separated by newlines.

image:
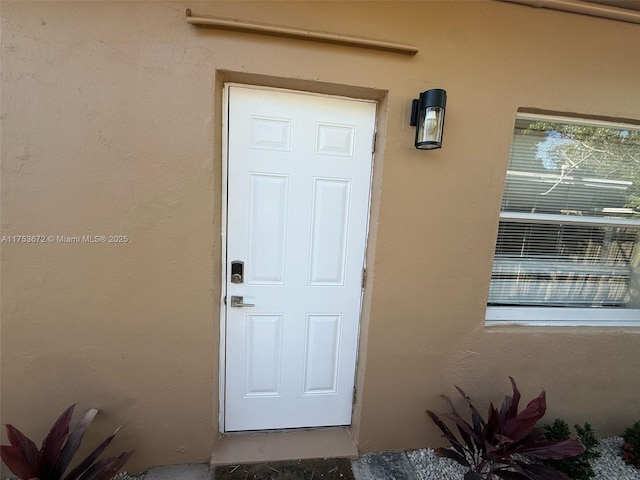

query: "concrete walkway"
xmin=351 ymin=451 xmax=420 ymax=480
xmin=143 ymin=451 xmax=421 ymax=480
xmin=143 ymin=464 xmax=212 ymax=480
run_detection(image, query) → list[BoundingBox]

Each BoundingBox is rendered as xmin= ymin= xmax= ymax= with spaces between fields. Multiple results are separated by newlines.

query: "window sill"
xmin=485 ymin=307 xmax=640 ymax=327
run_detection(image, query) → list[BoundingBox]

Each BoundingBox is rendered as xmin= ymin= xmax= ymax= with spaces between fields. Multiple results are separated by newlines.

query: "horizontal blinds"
xmin=489 ymin=115 xmax=640 ymax=308
xmin=491 ymin=223 xmax=635 ymax=306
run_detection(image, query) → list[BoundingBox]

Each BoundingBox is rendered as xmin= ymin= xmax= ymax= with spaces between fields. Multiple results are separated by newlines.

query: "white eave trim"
xmin=501 ymin=0 xmax=640 ymax=25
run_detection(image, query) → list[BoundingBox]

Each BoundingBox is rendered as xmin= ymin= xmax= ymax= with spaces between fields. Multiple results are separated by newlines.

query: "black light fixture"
xmin=410 ymin=89 xmax=447 ymax=150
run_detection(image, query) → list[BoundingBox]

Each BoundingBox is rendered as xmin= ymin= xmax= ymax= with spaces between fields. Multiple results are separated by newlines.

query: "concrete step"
xmin=141 ymin=450 xmax=425 ymax=480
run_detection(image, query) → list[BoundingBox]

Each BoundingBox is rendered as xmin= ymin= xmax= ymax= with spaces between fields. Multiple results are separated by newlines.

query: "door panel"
xmin=225 ymin=85 xmax=375 ymax=431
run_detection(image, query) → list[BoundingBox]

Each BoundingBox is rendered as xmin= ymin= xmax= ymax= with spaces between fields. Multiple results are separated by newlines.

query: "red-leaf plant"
xmin=1 ymin=404 xmax=133 ymax=480
xmin=427 ymin=378 xmax=585 ymax=480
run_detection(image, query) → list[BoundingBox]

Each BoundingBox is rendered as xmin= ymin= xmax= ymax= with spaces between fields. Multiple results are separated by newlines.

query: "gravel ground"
xmin=406 ymin=436 xmax=640 ymax=480
xmin=4 ymin=437 xmax=638 ymax=480
xmin=591 ymin=437 xmax=640 ymax=480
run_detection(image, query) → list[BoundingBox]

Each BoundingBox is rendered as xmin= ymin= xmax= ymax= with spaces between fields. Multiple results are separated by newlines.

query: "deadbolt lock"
xmin=230 ymin=260 xmax=244 ymax=284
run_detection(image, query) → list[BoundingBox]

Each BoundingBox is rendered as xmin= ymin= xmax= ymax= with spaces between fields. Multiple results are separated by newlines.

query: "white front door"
xmin=224 ymin=85 xmax=376 ymax=432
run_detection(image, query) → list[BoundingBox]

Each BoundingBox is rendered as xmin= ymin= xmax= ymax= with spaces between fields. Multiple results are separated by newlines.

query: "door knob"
xmin=230 ymin=296 xmax=255 ymax=308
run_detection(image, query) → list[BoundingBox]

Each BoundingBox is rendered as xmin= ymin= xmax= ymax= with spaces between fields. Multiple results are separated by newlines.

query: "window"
xmin=486 ymin=113 xmax=640 ymax=326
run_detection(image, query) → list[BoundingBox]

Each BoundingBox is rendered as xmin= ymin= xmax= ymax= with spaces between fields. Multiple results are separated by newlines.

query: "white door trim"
xmin=218 ymin=82 xmax=377 ymax=433
xmin=218 ymin=83 xmax=230 ymax=433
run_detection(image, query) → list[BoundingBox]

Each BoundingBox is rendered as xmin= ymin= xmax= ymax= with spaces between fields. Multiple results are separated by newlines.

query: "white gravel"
xmin=591 ymin=437 xmax=640 ymax=480
xmin=406 ymin=436 xmax=640 ymax=480
xmin=407 ymin=448 xmax=468 ymax=479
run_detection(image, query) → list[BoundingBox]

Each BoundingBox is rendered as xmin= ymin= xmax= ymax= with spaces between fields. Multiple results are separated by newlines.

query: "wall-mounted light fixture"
xmin=410 ymin=89 xmax=447 ymax=150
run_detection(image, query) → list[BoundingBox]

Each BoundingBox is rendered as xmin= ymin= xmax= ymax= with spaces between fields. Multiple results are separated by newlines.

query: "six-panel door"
xmin=225 ymin=85 xmax=376 ymax=431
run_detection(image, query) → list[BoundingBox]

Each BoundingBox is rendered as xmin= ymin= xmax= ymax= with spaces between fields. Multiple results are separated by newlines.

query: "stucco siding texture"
xmin=1 ymin=0 xmax=639 ymax=473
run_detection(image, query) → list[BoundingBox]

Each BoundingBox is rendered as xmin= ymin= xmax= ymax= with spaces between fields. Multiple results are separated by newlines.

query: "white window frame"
xmin=486 ymin=113 xmax=640 ymax=327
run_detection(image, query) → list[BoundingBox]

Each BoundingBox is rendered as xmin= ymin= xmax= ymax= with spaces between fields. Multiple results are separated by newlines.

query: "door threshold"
xmin=210 ymin=427 xmax=358 ymax=466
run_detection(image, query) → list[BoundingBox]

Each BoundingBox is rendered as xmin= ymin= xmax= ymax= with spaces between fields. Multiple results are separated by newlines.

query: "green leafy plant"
xmin=542 ymin=420 xmax=600 ymax=479
xmin=427 ymin=377 xmax=585 ymax=480
xmin=1 ymin=404 xmax=133 ymax=480
xmin=622 ymin=420 xmax=640 ymax=468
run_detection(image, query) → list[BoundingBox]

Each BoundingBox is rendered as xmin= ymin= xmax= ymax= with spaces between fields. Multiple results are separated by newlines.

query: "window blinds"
xmin=489 ymin=115 xmax=640 ymax=309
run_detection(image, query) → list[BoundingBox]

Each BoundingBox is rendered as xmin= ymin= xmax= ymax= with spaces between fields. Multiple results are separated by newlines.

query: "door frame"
xmin=218 ymin=82 xmax=378 ymax=433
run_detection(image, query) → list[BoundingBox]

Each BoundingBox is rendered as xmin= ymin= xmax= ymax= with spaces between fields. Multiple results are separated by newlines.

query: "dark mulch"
xmin=213 ymin=457 xmax=355 ymax=480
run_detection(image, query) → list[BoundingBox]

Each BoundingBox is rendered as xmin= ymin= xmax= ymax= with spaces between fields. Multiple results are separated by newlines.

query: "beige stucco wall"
xmin=2 ymin=0 xmax=639 ymax=473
